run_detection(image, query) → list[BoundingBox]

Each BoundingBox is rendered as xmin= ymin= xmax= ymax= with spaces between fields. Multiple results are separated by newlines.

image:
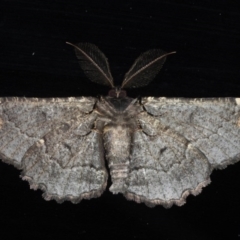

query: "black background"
xmin=0 ymin=1 xmax=240 ymax=239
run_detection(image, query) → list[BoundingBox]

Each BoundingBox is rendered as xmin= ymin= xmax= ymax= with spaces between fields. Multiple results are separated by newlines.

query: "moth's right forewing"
xmin=142 ymin=97 xmax=240 ymax=168
xmin=122 ymin=97 xmax=240 ymax=207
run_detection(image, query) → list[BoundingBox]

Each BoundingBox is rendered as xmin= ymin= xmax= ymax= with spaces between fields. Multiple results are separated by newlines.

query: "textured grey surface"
xmin=125 ymin=97 xmax=240 ymax=207
xmin=0 ymin=97 xmax=107 ymax=202
xmin=0 ymin=96 xmax=240 ymax=207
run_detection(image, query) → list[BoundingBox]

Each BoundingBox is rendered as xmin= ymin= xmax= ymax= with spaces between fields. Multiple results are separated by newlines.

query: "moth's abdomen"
xmin=103 ymin=125 xmax=131 ymax=194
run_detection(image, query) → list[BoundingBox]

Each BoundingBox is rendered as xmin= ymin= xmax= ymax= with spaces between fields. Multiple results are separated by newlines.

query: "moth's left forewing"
xmin=0 ymin=97 xmax=108 ymax=203
xmin=123 ymin=97 xmax=240 ymax=207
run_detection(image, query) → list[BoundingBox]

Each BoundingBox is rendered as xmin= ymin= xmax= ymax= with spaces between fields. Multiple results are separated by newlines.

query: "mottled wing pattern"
xmin=0 ymin=97 xmax=107 ymax=202
xmin=124 ymin=97 xmax=240 ymax=207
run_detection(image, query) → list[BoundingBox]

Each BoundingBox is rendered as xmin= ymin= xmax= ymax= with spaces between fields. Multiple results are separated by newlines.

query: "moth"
xmin=0 ymin=42 xmax=240 ymax=208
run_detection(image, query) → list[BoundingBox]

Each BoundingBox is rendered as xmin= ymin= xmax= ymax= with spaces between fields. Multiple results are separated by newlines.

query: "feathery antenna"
xmin=66 ymin=42 xmax=115 ymax=88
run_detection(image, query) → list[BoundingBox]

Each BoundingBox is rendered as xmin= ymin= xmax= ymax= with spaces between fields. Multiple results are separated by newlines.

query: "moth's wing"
xmin=124 ymin=97 xmax=240 ymax=207
xmin=0 ymin=97 xmax=107 ymax=203
xmin=142 ymin=97 xmax=240 ymax=169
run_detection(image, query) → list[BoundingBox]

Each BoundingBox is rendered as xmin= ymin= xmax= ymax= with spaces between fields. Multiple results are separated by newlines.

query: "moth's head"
xmin=108 ymin=87 xmax=127 ymax=98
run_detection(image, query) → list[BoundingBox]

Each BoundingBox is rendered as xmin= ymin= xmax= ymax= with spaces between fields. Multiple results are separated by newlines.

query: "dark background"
xmin=0 ymin=1 xmax=240 ymax=239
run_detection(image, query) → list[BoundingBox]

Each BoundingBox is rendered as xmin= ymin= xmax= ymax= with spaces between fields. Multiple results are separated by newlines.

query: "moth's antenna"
xmin=66 ymin=42 xmax=115 ymax=88
xmin=121 ymin=50 xmax=176 ymax=89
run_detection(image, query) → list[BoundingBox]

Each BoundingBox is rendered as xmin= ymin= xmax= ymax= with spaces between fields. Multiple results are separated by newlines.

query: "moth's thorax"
xmin=104 ymin=96 xmax=135 ymax=112
xmin=95 ymin=96 xmax=142 ymax=124
xmin=95 ymin=95 xmax=141 ymax=135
